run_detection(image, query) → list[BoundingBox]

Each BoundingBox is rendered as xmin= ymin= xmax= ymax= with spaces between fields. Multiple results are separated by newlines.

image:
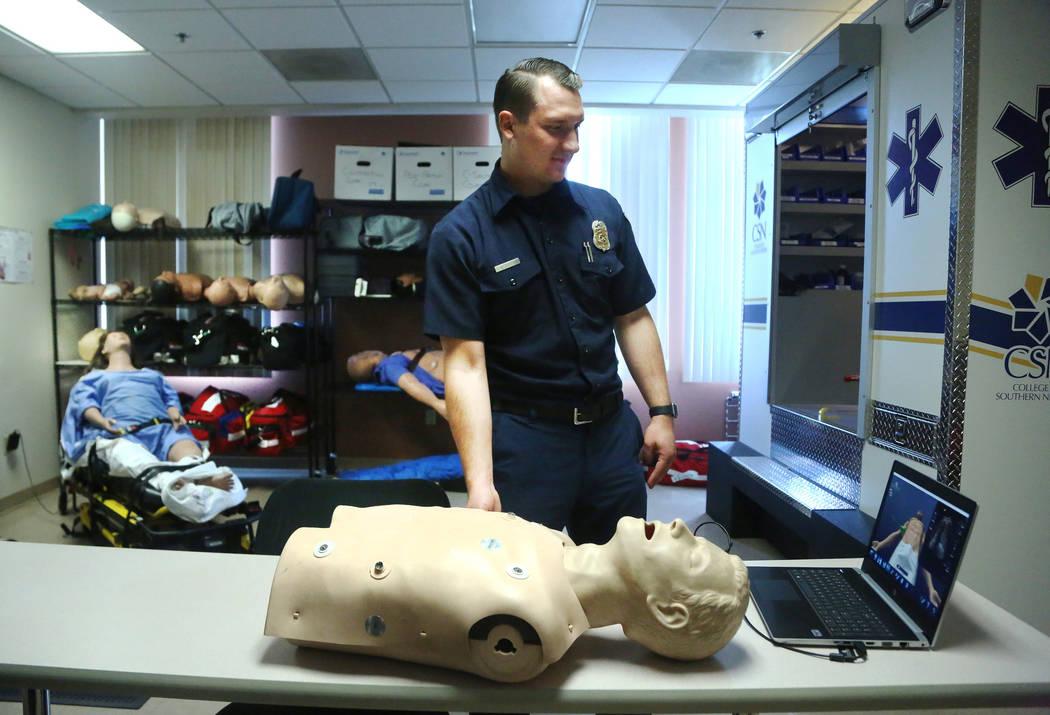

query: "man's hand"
xmin=467 ymin=482 xmax=502 ymax=512
xmin=640 ymin=415 xmax=676 ymax=488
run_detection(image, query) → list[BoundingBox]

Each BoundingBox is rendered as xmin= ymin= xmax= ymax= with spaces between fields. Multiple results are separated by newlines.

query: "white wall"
xmin=958 ymin=0 xmax=1050 ymax=636
xmin=0 ymin=75 xmax=99 ymax=502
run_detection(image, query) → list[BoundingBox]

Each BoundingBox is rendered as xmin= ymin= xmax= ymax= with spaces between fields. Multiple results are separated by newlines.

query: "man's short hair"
xmin=492 ymin=57 xmax=582 ymax=126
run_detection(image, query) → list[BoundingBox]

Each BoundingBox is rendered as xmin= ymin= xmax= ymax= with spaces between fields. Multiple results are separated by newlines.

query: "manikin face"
xmin=500 ymin=75 xmax=583 ymax=196
xmin=610 ymin=516 xmax=740 ymax=602
xmin=102 ymin=331 xmax=131 ymax=356
xmin=346 ymin=350 xmax=387 ymax=381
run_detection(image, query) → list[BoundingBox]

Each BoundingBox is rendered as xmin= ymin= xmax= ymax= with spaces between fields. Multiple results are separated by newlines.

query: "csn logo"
xmin=1004 ymin=274 xmax=1050 ymax=379
xmin=750 ymin=181 xmax=768 ymax=254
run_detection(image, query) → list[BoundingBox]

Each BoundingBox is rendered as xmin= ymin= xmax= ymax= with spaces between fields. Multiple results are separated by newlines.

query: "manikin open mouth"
xmin=644 ymin=522 xmax=655 ymax=540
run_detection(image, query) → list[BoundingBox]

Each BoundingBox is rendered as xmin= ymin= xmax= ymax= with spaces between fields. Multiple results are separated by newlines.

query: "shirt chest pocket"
xmin=480 ymin=255 xmax=542 ymax=292
xmin=579 ymin=251 xmax=624 ymax=279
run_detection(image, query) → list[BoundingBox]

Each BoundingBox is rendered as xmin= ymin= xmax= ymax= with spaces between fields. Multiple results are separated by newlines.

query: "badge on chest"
xmin=591 ymin=220 xmax=610 ymax=252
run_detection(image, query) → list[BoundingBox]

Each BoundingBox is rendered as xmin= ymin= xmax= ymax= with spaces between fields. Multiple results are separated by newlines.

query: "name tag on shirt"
xmin=494 ymin=258 xmax=520 ymax=273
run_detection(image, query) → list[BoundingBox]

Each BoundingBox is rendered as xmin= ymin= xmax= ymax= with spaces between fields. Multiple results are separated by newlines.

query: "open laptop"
xmin=749 ymin=460 xmax=978 ymax=649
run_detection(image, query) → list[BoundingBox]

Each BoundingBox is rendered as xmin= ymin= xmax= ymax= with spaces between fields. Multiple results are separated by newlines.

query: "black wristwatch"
xmin=649 ymin=403 xmax=678 ymax=418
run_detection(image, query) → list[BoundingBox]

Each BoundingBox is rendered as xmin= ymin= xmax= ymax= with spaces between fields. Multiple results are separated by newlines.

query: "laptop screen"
xmin=861 ymin=461 xmax=978 ymax=642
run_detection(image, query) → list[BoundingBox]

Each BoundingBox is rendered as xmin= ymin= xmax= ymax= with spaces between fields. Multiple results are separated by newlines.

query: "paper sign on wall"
xmin=0 ymin=226 xmax=32 ymax=283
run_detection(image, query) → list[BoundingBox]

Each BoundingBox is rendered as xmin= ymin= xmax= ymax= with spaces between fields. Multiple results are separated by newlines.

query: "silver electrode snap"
xmin=313 ymin=541 xmax=334 ymax=558
xmin=507 ymin=564 xmax=529 ymax=580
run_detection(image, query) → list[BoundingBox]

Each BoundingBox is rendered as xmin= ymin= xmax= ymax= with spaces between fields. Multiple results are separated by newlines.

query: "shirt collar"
xmin=487 ymin=159 xmax=585 ymax=216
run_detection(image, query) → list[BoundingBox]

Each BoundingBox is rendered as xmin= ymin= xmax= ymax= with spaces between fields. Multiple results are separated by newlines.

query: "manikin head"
xmin=494 ymin=57 xmax=584 ymax=196
xmin=605 ymin=517 xmax=749 ymax=660
xmin=345 ymin=350 xmax=387 ymax=381
xmin=90 ymin=331 xmax=138 ymax=370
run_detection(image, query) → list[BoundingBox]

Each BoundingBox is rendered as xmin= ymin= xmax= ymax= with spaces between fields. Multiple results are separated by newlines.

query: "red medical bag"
xmin=647 ymin=440 xmax=709 ymax=487
xmin=245 ymin=390 xmax=310 ymax=456
xmin=185 ymin=386 xmax=249 ymax=454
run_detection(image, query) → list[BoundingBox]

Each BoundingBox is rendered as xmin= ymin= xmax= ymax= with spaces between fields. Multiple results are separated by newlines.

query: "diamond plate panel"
xmin=870 ymin=401 xmax=938 ymax=467
xmin=938 ymin=0 xmax=980 ymax=491
xmin=770 ymin=406 xmax=861 ymax=506
xmin=732 ymin=456 xmax=855 ymax=516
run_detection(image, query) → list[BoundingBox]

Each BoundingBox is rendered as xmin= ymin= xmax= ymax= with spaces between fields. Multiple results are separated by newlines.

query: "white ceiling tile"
xmin=577 ymin=49 xmax=686 ymax=83
xmin=697 ymin=9 xmax=840 ymax=52
xmin=62 ymin=54 xmax=217 ymax=106
xmin=654 ymin=82 xmax=753 ymax=106
xmin=0 ymin=55 xmax=94 ymax=89
xmin=341 ymin=0 xmax=458 ymax=4
xmin=367 ymin=48 xmax=473 ymax=81
xmin=160 ymin=51 xmax=302 ymax=105
xmin=597 ymin=0 xmax=718 ymax=5
xmin=725 ymin=0 xmax=855 ymax=10
xmin=473 ymin=47 xmax=577 ymax=80
xmin=586 ymin=6 xmax=717 ymax=50
xmin=346 ymin=5 xmax=468 ymax=47
xmin=473 ymin=0 xmax=587 ymax=44
xmin=291 ymin=80 xmax=388 ymax=103
xmin=478 ymin=80 xmax=497 ymax=102
xmin=216 ymin=0 xmax=338 ymax=6
xmin=82 ymin=0 xmax=210 ymax=10
xmin=384 ymin=80 xmax=477 ymax=103
xmin=222 ymin=8 xmax=357 ymax=50
xmin=105 ymin=10 xmax=250 ymax=53
xmin=580 ymin=81 xmax=663 ymax=104
xmin=37 ymin=82 xmax=137 ymax=108
xmin=0 ymin=30 xmax=45 ymax=56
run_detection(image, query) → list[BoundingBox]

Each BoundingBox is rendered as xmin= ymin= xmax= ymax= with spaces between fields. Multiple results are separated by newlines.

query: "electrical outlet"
xmin=5 ymin=430 xmax=20 ymax=453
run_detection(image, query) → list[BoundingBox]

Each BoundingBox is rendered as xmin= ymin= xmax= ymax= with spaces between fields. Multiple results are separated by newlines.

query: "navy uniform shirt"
xmin=424 ymin=163 xmax=655 ymax=405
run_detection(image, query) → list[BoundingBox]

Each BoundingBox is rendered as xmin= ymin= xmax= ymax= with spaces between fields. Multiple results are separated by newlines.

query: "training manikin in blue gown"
xmin=61 ymin=368 xmax=190 ymax=463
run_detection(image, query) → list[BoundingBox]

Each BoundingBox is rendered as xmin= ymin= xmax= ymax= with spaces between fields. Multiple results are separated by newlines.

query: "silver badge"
xmin=592 ymin=220 xmax=610 ymax=251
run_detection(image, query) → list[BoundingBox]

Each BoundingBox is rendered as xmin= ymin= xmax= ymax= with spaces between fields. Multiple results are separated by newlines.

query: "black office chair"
xmin=216 ymin=477 xmax=451 ymax=715
xmin=253 ymin=477 xmax=450 ymax=556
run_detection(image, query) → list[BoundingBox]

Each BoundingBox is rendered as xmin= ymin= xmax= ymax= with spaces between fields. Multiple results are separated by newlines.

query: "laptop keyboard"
xmin=788 ymin=568 xmax=895 ymax=640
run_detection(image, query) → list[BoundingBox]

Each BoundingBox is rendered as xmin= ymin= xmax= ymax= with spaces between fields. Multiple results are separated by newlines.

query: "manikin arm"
xmin=613 ymin=305 xmax=676 ymax=487
xmin=396 ymin=371 xmax=447 ymax=419
xmin=872 ymin=529 xmax=902 ymax=551
xmin=82 ymin=406 xmax=120 ymax=434
xmin=167 ymin=405 xmax=187 ymax=429
xmin=440 ymin=336 xmax=499 ymax=511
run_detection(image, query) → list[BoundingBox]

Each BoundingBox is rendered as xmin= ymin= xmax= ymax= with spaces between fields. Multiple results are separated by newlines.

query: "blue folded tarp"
xmin=337 ymin=453 xmax=463 ymax=482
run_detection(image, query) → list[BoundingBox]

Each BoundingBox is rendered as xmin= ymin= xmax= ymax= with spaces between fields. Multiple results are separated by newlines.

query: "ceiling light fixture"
xmin=0 ymin=0 xmax=143 ymax=54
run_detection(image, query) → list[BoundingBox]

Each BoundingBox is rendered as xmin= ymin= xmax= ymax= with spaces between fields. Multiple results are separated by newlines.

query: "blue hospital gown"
xmin=374 ymin=354 xmax=445 ymax=397
xmin=60 ymin=368 xmax=197 ymax=463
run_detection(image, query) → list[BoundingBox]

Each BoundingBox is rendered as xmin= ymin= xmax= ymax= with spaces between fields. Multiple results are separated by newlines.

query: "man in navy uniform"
xmin=424 ymin=57 xmax=676 ymax=544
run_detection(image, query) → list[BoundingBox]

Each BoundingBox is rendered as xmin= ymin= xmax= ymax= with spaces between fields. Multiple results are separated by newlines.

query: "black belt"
xmin=491 ymin=392 xmax=623 ymax=426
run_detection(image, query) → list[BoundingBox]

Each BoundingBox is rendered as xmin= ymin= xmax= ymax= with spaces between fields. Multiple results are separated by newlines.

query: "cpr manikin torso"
xmin=265 ymin=506 xmax=750 ymax=682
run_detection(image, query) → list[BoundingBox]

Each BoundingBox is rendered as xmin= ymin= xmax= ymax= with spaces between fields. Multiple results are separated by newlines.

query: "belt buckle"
xmin=573 ymin=407 xmax=592 ymax=425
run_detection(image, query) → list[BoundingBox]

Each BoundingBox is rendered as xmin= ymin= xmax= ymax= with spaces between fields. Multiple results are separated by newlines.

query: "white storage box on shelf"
xmin=453 ymin=146 xmax=501 ymax=200
xmin=395 ymin=147 xmax=453 ymax=201
xmin=334 ymin=145 xmax=393 ymax=201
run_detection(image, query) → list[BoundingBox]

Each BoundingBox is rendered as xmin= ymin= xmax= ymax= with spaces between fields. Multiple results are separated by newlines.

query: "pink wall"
xmin=271 ymin=114 xmax=492 ymax=200
xmin=266 ymin=113 xmax=736 ymax=444
xmin=623 ymin=118 xmax=737 ymax=443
